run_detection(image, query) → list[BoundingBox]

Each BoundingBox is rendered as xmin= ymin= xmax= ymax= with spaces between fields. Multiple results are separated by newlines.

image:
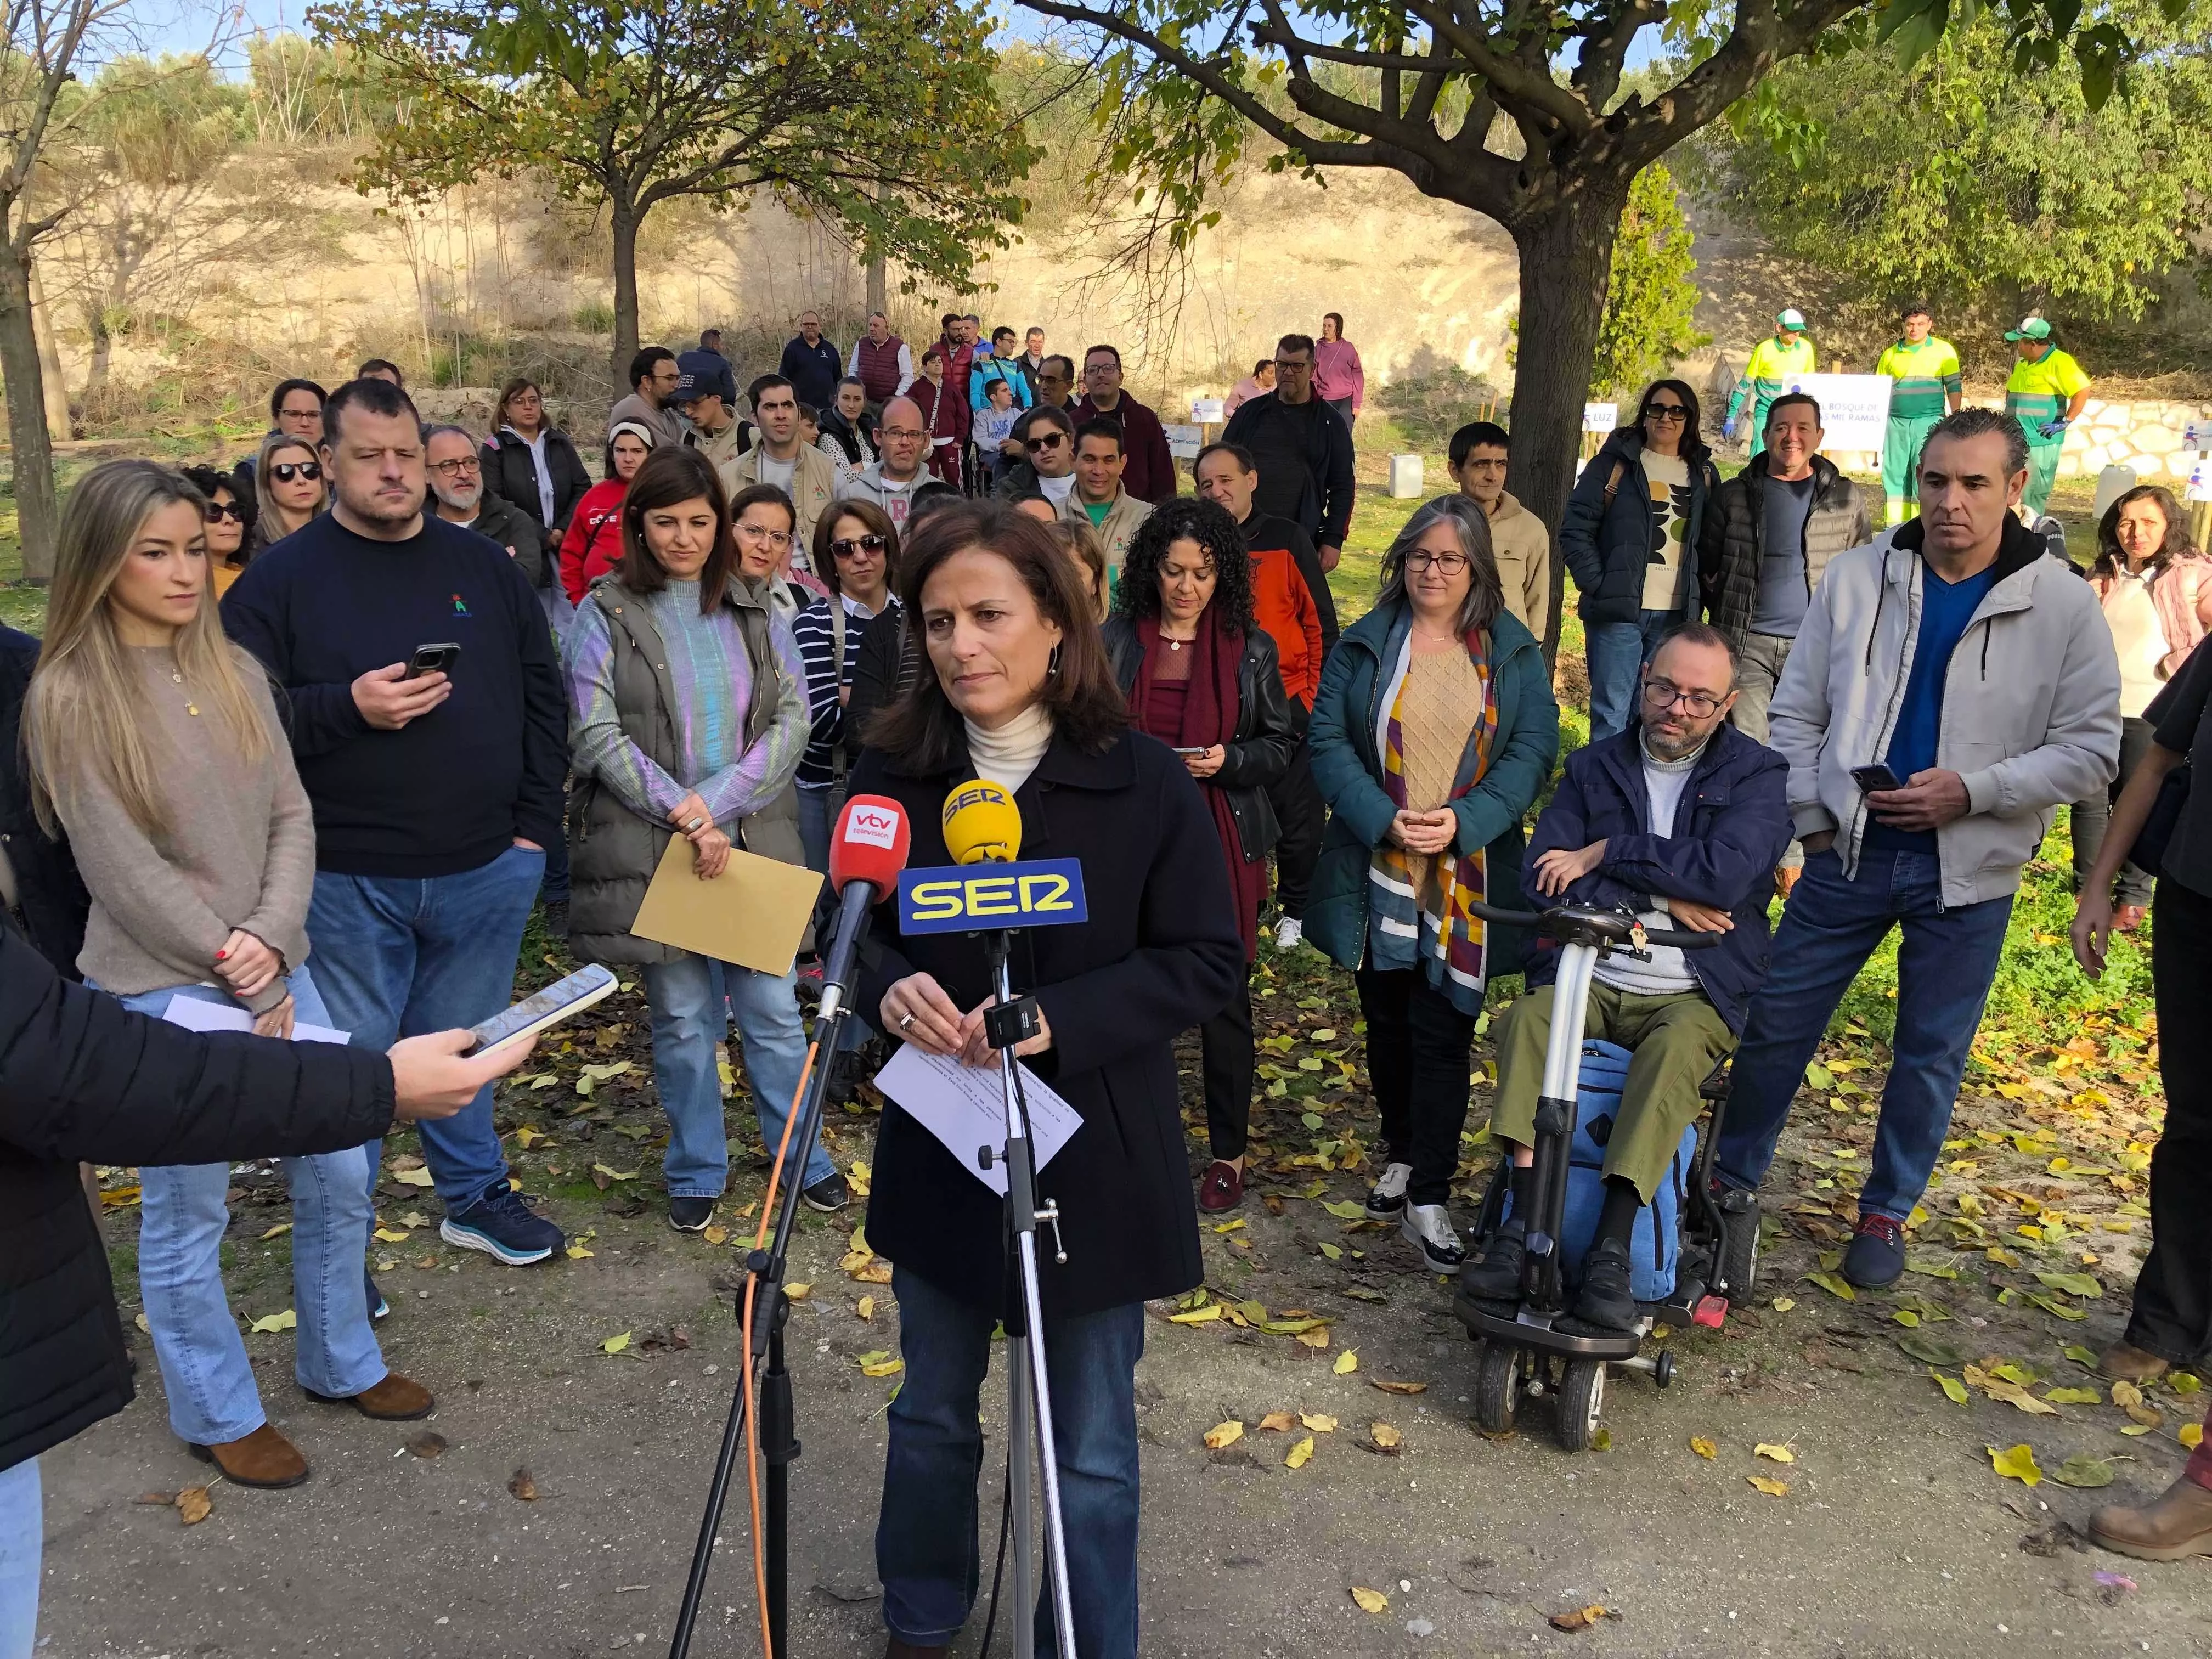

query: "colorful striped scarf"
xmin=1365 ymin=628 xmax=1500 ymax=1011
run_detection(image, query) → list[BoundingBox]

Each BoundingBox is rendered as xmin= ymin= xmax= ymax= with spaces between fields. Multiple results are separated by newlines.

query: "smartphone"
xmin=406 ymin=642 xmax=462 ymax=680
xmin=465 ymin=964 xmax=618 ymax=1057
xmin=1171 ymin=746 xmax=1207 ymax=755
xmin=1851 ymin=763 xmax=1904 ymax=794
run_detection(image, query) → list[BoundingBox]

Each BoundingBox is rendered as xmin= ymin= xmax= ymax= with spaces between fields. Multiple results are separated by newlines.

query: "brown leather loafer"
xmin=2090 ymin=1475 xmax=2212 ymax=1561
xmin=190 ymin=1423 xmax=309 ymax=1488
xmin=305 ymin=1372 xmax=435 ymax=1421
xmin=2098 ymin=1339 xmax=2171 ymax=1384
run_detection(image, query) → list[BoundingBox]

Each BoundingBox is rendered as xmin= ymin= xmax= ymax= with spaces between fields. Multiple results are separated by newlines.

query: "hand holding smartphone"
xmin=1850 ymin=763 xmax=1903 ymax=794
xmin=465 ymin=964 xmax=619 ymax=1057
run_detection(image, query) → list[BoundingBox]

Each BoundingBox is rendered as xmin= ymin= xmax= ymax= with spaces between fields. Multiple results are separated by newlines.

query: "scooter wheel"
xmin=1654 ymin=1350 xmax=1676 ymax=1390
xmin=1555 ymin=1358 xmax=1606 ymax=1453
xmin=1473 ymin=1342 xmax=1520 ymax=1434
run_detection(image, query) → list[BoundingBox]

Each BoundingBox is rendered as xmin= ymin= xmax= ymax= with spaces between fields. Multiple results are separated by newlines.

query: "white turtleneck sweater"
xmin=964 ymin=703 xmax=1054 ymax=795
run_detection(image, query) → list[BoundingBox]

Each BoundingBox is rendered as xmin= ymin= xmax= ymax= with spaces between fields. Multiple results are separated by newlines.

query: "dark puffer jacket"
xmin=1696 ymin=452 xmax=1873 ymax=646
xmin=1101 ymin=617 xmax=1299 ymax=860
xmin=563 ymin=573 xmax=808 ymax=964
xmin=1559 ymin=427 xmax=1721 ymax=627
xmin=481 ymin=425 xmax=593 ymax=546
xmin=1 ymin=924 xmax=394 ymax=1474
xmin=0 ymin=627 xmax=89 ymax=975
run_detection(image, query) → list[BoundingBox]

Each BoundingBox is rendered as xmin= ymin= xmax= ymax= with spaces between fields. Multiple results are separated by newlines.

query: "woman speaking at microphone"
xmin=853 ymin=501 xmax=1244 ymax=1659
xmin=1103 ymin=498 xmax=1298 ymax=1213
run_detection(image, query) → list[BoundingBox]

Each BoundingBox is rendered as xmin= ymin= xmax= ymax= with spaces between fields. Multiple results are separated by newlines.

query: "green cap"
xmin=2005 ymin=317 xmax=2053 ymax=342
xmin=1776 ymin=308 xmax=1807 ymax=331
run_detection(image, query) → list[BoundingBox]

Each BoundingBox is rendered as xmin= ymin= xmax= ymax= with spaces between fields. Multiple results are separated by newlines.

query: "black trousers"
xmin=1199 ymin=978 xmax=1254 ymax=1160
xmin=1355 ymin=966 xmax=1479 ymax=1207
xmin=2126 ymin=874 xmax=2212 ymax=1362
xmin=1268 ymin=743 xmax=1327 ymax=921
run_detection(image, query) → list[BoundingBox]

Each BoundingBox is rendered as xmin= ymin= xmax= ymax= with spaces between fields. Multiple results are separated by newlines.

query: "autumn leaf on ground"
xmin=1754 ymin=1443 xmax=1796 ymax=1464
xmin=1368 ymin=1423 xmax=1403 ymax=1454
xmin=175 ymin=1487 xmax=212 ymax=1526
xmin=701 ymin=1225 xmax=729 ymax=1246
xmin=1349 ymin=1587 xmax=1389 ymax=1614
xmin=1746 ymin=1476 xmax=1790 ymax=1497
xmin=407 ymin=1431 xmax=447 ymax=1459
xmin=2042 ymin=1387 xmax=2102 ymax=1406
xmin=2182 ymin=1423 xmax=2205 ymax=1451
xmin=2063 ymin=1345 xmax=2100 ymax=1368
xmin=2050 ymin=1453 xmax=2115 ymax=1488
xmin=1333 ymin=1348 xmax=1359 ymax=1375
xmin=249 ymin=1310 xmax=297 ymax=1334
xmin=1321 ymin=1200 xmax=1365 ymax=1220
xmin=1549 ymin=1604 xmax=1612 ymax=1631
xmin=1989 ymin=1443 xmax=2044 ymax=1486
xmin=392 ymin=1166 xmax=435 ymax=1187
xmin=1805 ymin=1272 xmax=1856 ymax=1301
xmin=783 ymin=1282 xmax=811 ymax=1301
xmin=601 ymin=1331 xmax=631 ymax=1355
xmin=1769 ymin=1296 xmax=1796 ymax=1313
xmin=1296 ymin=1326 xmax=1333 ymax=1350
xmin=1203 ymin=1420 xmax=1245 ymax=1451
xmin=259 ymin=1223 xmax=293 ymax=1241
xmin=856 ymin=1296 xmax=876 ymax=1321
xmin=565 ymin=1243 xmax=594 ymax=1259
xmin=1259 ymin=1412 xmax=1297 ymax=1433
xmin=507 ymin=1468 xmax=540 ymax=1500
xmin=1932 ymin=1370 xmax=1969 ymax=1406
xmin=374 ymin=1228 xmax=410 ymax=1243
xmin=2112 ymin=1380 xmax=2146 ymax=1408
xmin=857 ymin=1350 xmax=902 ymax=1378
xmin=1690 ymin=1436 xmax=1718 ymax=1459
xmin=1301 ymin=1413 xmax=1338 ymax=1432
xmin=1284 ymin=1434 xmax=1316 ymax=1470
xmin=1370 ymin=1379 xmax=1426 ymax=1395
xmin=1167 ymin=1304 xmax=1223 ymax=1325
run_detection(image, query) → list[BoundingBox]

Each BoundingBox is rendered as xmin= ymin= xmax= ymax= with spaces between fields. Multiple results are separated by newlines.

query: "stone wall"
xmin=2051 ymin=397 xmax=2212 ymax=485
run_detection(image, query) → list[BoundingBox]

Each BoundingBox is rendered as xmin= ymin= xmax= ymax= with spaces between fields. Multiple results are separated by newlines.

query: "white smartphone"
xmin=466 ymin=963 xmax=618 ymax=1057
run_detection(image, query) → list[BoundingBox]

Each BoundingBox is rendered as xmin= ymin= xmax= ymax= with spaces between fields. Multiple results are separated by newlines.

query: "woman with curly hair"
xmin=1101 ymin=497 xmax=1297 ymax=1210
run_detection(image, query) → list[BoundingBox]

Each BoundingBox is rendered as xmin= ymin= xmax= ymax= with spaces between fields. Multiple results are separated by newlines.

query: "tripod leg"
xmin=668 ymin=1355 xmax=757 ymax=1658
xmin=1017 ymin=1232 xmax=1080 ymax=1659
xmin=763 ymin=1320 xmax=798 ymax=1659
xmin=1008 ymin=1333 xmax=1035 ymax=1659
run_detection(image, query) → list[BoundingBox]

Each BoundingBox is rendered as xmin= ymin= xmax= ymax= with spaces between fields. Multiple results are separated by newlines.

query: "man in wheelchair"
xmin=1463 ymin=625 xmax=1792 ymax=1330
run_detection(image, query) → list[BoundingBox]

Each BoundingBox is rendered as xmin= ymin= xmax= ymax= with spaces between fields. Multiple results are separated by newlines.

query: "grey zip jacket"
xmin=1768 ymin=514 xmax=2120 ymax=907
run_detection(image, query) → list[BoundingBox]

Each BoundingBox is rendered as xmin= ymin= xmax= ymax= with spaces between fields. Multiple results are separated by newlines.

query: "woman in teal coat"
xmin=1306 ymin=494 xmax=1559 ymax=1272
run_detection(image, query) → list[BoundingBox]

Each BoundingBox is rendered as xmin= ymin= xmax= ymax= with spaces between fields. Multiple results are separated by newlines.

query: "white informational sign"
xmin=874 ymin=1043 xmax=1084 ymax=1197
xmin=2188 ymin=459 xmax=2212 ymax=505
xmin=1582 ymin=403 xmax=1618 ymax=434
xmin=1189 ymin=397 xmax=1225 ymax=423
xmin=1164 ymin=421 xmax=1204 ymax=460
xmin=1776 ymin=373 xmax=1892 ymax=453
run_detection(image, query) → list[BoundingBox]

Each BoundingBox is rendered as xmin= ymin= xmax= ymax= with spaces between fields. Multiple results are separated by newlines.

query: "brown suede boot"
xmin=305 ymin=1373 xmax=435 ymax=1420
xmin=2098 ymin=1339 xmax=2171 ymax=1384
xmin=191 ymin=1423 xmax=309 ymax=1488
xmin=2090 ymin=1476 xmax=2212 ymax=1561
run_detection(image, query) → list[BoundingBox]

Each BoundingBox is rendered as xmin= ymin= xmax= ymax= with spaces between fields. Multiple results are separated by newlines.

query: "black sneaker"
xmin=365 ymin=1267 xmax=390 ymax=1322
xmin=1842 ymin=1212 xmax=1907 ymax=1289
xmin=1364 ymin=1161 xmax=1412 ymax=1221
xmin=1459 ymin=1218 xmax=1526 ymax=1301
xmin=669 ymin=1195 xmax=716 ymax=1232
xmin=801 ymin=1171 xmax=851 ymax=1214
xmin=541 ymin=899 xmax=569 ymax=942
xmin=1572 ymin=1237 xmax=1639 ymax=1332
xmin=440 ymin=1183 xmax=564 ymax=1265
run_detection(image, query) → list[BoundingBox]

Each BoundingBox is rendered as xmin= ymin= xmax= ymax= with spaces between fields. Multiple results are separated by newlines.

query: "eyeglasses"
xmin=278 ymin=405 xmax=321 ymax=422
xmin=735 ymin=523 xmax=791 ymax=550
xmin=831 ymin=533 xmax=887 ymax=561
xmin=1403 ymin=549 xmax=1468 ymax=574
xmin=881 ymin=427 xmax=927 ymax=442
xmin=1025 ymin=432 xmax=1066 ymax=453
xmin=202 ymin=500 xmax=246 ymax=523
xmin=1273 ymin=357 xmax=1314 ymax=373
xmin=1644 ymin=403 xmax=1689 ymax=423
xmin=1083 ymin=362 xmax=1117 ymax=376
xmin=272 ymin=461 xmax=323 ymax=483
xmin=1643 ymin=680 xmax=1723 ymax=718
xmin=428 ymin=456 xmax=481 ymax=478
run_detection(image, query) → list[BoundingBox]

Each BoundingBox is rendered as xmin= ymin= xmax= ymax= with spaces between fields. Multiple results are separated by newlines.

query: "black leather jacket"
xmin=1102 ymin=616 xmax=1299 ymax=861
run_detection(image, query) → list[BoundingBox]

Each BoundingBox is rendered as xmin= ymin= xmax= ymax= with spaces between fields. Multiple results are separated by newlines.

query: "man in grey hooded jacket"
xmin=1716 ymin=408 xmax=2120 ymax=1290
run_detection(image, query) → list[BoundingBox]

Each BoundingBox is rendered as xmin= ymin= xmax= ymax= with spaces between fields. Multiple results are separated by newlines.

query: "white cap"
xmin=1776 ymin=308 xmax=1807 ymax=331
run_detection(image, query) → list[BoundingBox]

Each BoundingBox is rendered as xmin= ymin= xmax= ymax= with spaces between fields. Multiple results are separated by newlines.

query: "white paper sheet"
xmin=159 ymin=992 xmax=351 ymax=1046
xmin=873 ymin=1043 xmax=1084 ymax=1197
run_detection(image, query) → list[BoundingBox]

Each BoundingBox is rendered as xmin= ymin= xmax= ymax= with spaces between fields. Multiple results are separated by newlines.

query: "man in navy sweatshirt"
xmin=224 ymin=376 xmax=569 ymax=1269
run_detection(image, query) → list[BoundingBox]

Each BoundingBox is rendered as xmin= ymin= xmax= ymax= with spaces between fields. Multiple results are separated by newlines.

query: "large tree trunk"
xmin=0 ymin=250 xmax=60 ymax=584
xmin=610 ymin=202 xmax=641 ymax=383
xmin=866 ymin=253 xmax=887 ymax=318
xmin=1503 ymin=179 xmax=1632 ymax=667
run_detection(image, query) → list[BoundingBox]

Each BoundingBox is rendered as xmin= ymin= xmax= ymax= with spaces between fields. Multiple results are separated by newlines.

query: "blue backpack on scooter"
xmin=1503 ymin=1041 xmax=1698 ymax=1304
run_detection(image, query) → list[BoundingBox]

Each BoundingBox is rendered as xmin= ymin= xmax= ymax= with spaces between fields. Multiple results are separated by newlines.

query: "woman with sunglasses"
xmin=991 ymin=404 xmax=1080 ymax=507
xmin=793 ymin=504 xmax=899 ymax=863
xmin=179 ymin=465 xmax=258 ymax=597
xmin=250 ymin=432 xmax=326 ymax=555
xmin=1560 ymin=379 xmax=1720 ymax=742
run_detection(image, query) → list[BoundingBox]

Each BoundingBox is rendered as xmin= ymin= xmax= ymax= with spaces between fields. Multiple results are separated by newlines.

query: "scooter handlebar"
xmin=1460 ymin=900 xmax=1726 ymax=950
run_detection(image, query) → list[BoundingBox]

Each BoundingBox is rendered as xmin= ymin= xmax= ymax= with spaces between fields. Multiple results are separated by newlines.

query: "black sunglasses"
xmin=831 ymin=534 xmax=888 ymax=560
xmin=1025 ymin=432 xmax=1067 ymax=453
xmin=272 ymin=461 xmax=323 ymax=483
xmin=202 ymin=500 xmax=246 ymax=524
xmin=1644 ymin=402 xmax=1689 ymax=422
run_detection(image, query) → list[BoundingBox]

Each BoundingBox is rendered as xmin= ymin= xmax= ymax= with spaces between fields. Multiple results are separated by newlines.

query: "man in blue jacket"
xmin=1463 ymin=625 xmax=1791 ymax=1330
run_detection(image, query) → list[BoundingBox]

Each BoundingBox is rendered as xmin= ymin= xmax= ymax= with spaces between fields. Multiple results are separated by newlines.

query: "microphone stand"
xmin=977 ymin=928 xmax=1079 ymax=1659
xmin=668 ymin=912 xmax=869 ymax=1659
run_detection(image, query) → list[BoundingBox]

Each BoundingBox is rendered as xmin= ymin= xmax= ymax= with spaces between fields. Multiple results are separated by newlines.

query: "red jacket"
xmin=1242 ymin=511 xmax=1339 ymax=709
xmin=910 ymin=379 xmax=963 ymax=487
xmin=1073 ymin=392 xmax=1177 ymax=504
xmin=560 ymin=477 xmax=628 ymax=604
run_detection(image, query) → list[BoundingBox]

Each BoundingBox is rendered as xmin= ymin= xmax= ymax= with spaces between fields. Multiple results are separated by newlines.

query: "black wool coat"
xmin=0 ymin=926 xmax=396 ymax=1473
xmin=481 ymin=425 xmax=594 ymax=544
xmin=851 ymin=726 xmax=1245 ymax=1319
xmin=0 ymin=628 xmax=88 ymax=975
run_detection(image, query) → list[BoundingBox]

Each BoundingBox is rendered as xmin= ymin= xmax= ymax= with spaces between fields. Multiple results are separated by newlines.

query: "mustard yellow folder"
xmin=627 ymin=837 xmax=825 ymax=977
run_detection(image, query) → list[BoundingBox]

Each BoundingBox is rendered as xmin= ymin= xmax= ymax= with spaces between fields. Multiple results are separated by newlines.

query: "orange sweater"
xmin=1242 ymin=511 xmax=1339 ymax=708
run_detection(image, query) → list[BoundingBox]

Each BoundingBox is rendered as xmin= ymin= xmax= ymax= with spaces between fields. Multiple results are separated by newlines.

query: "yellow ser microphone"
xmin=941 ymin=779 xmax=1023 ymax=865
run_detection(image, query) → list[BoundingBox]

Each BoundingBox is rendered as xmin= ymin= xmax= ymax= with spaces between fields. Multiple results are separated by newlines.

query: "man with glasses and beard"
xmin=1222 ymin=334 xmax=1356 ymax=575
xmin=1032 ymin=353 xmax=1078 ymax=413
xmin=836 ymin=393 xmax=933 ymax=531
xmin=1071 ymin=343 xmax=1177 ymax=504
xmin=425 ymin=425 xmax=544 ymax=589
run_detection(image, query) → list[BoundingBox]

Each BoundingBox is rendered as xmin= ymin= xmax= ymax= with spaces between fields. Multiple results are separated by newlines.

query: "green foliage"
xmin=1691 ymin=0 xmax=2212 ymax=326
xmin=571 ymin=300 xmax=617 ymax=336
xmin=1590 ymin=163 xmax=1708 ymax=397
xmin=1372 ymin=368 xmax=1501 ymax=453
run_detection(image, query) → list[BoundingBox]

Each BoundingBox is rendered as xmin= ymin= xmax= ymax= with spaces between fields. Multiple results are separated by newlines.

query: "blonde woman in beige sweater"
xmin=25 ymin=460 xmax=430 ymax=1492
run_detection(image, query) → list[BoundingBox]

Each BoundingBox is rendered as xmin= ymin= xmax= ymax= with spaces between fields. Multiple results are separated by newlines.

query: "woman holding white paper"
xmin=24 ymin=459 xmax=422 ymax=1492
xmin=561 ymin=448 xmax=837 ymax=1229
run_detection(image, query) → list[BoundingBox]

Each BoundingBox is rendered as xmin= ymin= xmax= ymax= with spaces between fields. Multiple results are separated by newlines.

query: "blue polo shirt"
xmin=1864 ymin=558 xmax=1996 ymax=856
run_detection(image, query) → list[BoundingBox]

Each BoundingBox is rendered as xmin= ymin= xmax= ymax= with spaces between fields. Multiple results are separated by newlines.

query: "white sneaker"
xmin=1364 ymin=1161 xmax=1412 ymax=1221
xmin=1402 ymin=1203 xmax=1465 ymax=1273
xmin=1273 ymin=917 xmax=1304 ymax=951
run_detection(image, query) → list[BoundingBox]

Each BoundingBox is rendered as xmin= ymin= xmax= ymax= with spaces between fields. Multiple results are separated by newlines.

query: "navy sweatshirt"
xmin=221 ymin=512 xmax=567 ymax=878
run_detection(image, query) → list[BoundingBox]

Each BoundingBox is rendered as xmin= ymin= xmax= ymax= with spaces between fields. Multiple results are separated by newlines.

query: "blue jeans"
xmin=878 ymin=1266 xmax=1145 ymax=1658
xmin=1585 ymin=607 xmax=1683 ymax=742
xmin=0 ymin=1459 xmax=36 ymax=1659
xmin=103 ymin=969 xmax=385 ymax=1444
xmin=647 ymin=953 xmax=834 ymax=1195
xmin=1717 ymin=845 xmax=2013 ymax=1221
xmin=306 ymin=844 xmax=544 ymax=1210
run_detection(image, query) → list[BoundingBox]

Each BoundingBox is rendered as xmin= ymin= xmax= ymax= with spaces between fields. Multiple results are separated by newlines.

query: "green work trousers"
xmin=1882 ymin=413 xmax=1943 ymax=526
